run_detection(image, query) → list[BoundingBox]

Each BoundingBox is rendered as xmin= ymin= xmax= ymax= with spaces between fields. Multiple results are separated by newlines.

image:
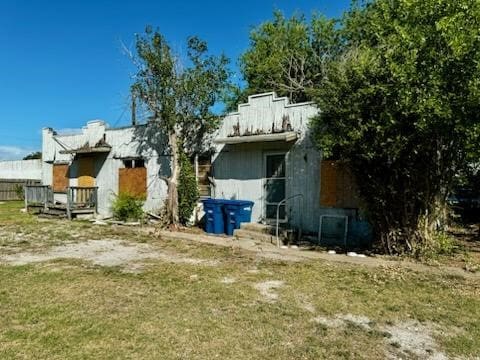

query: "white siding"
xmin=42 ymin=121 xmax=170 ymax=217
xmin=212 ymin=92 xmax=323 ymax=233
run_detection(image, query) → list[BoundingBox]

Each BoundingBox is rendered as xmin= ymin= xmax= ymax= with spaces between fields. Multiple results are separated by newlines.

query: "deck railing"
xmin=24 ymin=185 xmax=54 ymax=210
xmin=67 ymin=187 xmax=98 ymax=219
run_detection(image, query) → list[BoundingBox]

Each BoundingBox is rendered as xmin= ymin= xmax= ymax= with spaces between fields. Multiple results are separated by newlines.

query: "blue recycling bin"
xmin=202 ymin=199 xmax=226 ymax=234
xmin=223 ymin=200 xmax=254 ymax=236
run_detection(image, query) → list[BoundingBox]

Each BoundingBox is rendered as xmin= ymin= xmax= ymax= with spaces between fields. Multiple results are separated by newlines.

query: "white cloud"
xmin=0 ymin=146 xmax=34 ymax=161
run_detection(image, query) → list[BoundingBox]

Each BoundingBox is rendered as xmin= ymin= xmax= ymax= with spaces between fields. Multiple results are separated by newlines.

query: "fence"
xmin=0 ymin=179 xmax=41 ymax=201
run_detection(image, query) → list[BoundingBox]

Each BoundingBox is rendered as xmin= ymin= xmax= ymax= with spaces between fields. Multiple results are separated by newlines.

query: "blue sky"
xmin=0 ymin=0 xmax=351 ymax=160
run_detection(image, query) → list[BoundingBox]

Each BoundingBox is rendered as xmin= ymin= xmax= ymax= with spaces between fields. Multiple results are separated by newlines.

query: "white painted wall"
xmin=212 ymin=92 xmax=331 ymax=233
xmin=0 ymin=159 xmax=42 ymax=180
xmin=42 ymin=121 xmax=170 ymax=217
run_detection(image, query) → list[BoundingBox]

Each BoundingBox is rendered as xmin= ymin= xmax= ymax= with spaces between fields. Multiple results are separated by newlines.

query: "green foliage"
xmin=311 ymin=0 xmax=480 ymax=253
xmin=14 ymin=185 xmax=24 ymax=200
xmin=132 ymin=27 xmax=231 ymax=154
xmin=23 ymin=151 xmax=41 ymax=160
xmin=235 ymin=10 xmax=341 ymax=106
xmin=178 ymin=149 xmax=199 ymax=225
xmin=112 ymin=193 xmax=144 ymax=222
xmin=132 ymin=27 xmax=231 ymax=225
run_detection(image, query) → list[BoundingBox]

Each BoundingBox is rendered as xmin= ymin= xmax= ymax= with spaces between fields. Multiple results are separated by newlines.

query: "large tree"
xmin=227 ymin=11 xmax=340 ymax=109
xmin=312 ymin=0 xmax=480 ymax=254
xmin=131 ymin=27 xmax=230 ymax=225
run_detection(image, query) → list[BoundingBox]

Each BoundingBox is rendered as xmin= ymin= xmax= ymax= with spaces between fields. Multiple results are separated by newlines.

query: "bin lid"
xmin=201 ymin=198 xmax=225 ymax=205
xmin=222 ymin=199 xmax=254 ymax=207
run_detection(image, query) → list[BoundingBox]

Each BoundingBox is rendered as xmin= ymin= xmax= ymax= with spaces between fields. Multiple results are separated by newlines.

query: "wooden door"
xmin=78 ymin=157 xmax=95 ymax=187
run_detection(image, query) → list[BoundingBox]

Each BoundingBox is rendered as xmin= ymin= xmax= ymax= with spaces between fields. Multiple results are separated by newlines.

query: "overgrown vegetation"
xmin=226 ymin=11 xmax=339 ymax=110
xmin=236 ymin=1 xmax=480 ymax=255
xmin=131 ymin=27 xmax=230 ymax=226
xmin=14 ymin=185 xmax=24 ymax=201
xmin=178 ymin=148 xmax=199 ymax=225
xmin=112 ymin=192 xmax=144 ymax=222
xmin=311 ymin=0 xmax=480 ymax=254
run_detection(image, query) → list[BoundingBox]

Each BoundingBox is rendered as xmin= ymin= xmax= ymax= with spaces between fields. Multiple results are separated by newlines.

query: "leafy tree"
xmin=23 ymin=151 xmax=41 ymax=160
xmin=178 ymin=148 xmax=199 ymax=225
xmin=231 ymin=11 xmax=340 ymax=109
xmin=312 ymin=0 xmax=480 ymax=254
xmin=131 ymin=27 xmax=230 ymax=225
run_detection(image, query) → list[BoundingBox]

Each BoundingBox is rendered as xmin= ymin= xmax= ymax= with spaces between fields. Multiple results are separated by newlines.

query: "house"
xmin=41 ymin=120 xmax=169 ymax=217
xmin=211 ymin=92 xmax=366 ymax=242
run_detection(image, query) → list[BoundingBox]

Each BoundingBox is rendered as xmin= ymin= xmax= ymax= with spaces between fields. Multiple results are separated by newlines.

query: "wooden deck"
xmin=25 ymin=185 xmax=98 ymax=219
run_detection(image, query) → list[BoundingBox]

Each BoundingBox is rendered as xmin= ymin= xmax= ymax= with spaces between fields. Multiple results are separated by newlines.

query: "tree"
xmin=312 ymin=0 xmax=480 ymax=254
xmin=131 ymin=27 xmax=230 ymax=225
xmin=229 ymin=11 xmax=340 ymax=109
xmin=23 ymin=151 xmax=41 ymax=160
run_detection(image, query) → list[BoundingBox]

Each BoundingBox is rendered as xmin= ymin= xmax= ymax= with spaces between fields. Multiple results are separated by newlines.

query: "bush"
xmin=112 ymin=193 xmax=144 ymax=222
xmin=14 ymin=185 xmax=24 ymax=201
xmin=178 ymin=149 xmax=199 ymax=225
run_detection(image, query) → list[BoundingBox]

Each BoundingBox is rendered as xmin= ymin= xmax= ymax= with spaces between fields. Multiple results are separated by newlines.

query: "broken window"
xmin=122 ymin=158 xmax=145 ymax=169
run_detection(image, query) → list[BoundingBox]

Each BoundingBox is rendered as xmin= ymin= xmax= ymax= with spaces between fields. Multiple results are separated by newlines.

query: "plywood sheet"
xmin=320 ymin=160 xmax=337 ymax=207
xmin=52 ymin=164 xmax=69 ymax=192
xmin=119 ymin=167 xmax=147 ymax=198
xmin=320 ymin=161 xmax=361 ymax=208
xmin=78 ymin=157 xmax=95 ymax=188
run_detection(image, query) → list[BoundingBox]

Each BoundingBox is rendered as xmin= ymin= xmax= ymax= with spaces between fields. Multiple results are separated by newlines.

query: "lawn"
xmin=0 ymin=202 xmax=479 ymax=359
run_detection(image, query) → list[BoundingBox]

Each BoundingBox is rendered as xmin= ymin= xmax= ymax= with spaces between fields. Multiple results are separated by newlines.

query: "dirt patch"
xmin=254 ymin=280 xmax=285 ymax=302
xmin=312 ymin=314 xmax=449 ymax=360
xmin=220 ymin=277 xmax=236 ymax=284
xmin=0 ymin=239 xmax=218 ymax=270
xmin=383 ymin=321 xmax=448 ymax=360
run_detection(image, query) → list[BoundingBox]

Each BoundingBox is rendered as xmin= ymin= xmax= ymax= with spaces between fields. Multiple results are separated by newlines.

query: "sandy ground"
xmin=158 ymin=230 xmax=480 ymax=280
xmin=0 ymin=239 xmax=217 ymax=271
xmin=312 ymin=314 xmax=450 ymax=360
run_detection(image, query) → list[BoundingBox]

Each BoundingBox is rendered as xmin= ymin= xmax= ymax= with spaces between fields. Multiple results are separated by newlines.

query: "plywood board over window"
xmin=119 ymin=167 xmax=147 ymax=198
xmin=78 ymin=157 xmax=95 ymax=188
xmin=320 ymin=160 xmax=361 ymax=209
xmin=52 ymin=164 xmax=69 ymax=192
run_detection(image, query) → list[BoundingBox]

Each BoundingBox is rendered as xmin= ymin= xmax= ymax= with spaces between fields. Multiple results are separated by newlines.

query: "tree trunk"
xmin=167 ymin=131 xmax=180 ymax=225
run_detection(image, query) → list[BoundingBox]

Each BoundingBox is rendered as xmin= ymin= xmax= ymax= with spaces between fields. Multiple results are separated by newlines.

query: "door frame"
xmin=263 ymin=151 xmax=287 ymax=224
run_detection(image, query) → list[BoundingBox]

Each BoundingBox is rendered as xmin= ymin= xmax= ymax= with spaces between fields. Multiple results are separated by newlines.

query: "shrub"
xmin=14 ymin=185 xmax=25 ymax=200
xmin=112 ymin=193 xmax=144 ymax=222
xmin=178 ymin=149 xmax=199 ymax=225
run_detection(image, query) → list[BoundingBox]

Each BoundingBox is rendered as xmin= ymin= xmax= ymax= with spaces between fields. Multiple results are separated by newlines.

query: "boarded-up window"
xmin=53 ymin=164 xmax=69 ymax=192
xmin=119 ymin=167 xmax=147 ymax=198
xmin=320 ymin=161 xmax=361 ymax=208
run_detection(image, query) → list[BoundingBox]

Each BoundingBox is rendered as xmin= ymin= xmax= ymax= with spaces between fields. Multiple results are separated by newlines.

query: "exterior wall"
xmin=42 ymin=120 xmax=169 ymax=217
xmin=212 ymin=93 xmax=324 ymax=233
xmin=0 ymin=159 xmax=42 ymax=180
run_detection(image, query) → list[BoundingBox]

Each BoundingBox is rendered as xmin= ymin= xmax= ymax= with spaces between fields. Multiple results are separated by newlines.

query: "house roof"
xmin=59 ymin=146 xmax=112 ymax=155
xmin=214 ymin=131 xmax=298 ymax=145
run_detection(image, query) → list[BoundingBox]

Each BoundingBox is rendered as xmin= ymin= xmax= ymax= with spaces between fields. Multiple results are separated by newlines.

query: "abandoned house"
xmin=211 ymin=92 xmax=367 ymax=243
xmin=40 ymin=120 xmax=169 ymax=217
xmin=30 ymin=91 xmax=368 ymax=244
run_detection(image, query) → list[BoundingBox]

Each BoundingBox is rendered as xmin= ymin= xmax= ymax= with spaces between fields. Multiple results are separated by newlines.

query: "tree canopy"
xmin=311 ymin=0 xmax=480 ymax=253
xmin=227 ymin=11 xmax=340 ymax=109
xmin=131 ymin=27 xmax=230 ymax=224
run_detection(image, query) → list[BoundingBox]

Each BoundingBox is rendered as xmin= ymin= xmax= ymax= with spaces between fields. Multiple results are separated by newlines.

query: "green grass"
xmin=0 ymin=201 xmax=479 ymax=359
